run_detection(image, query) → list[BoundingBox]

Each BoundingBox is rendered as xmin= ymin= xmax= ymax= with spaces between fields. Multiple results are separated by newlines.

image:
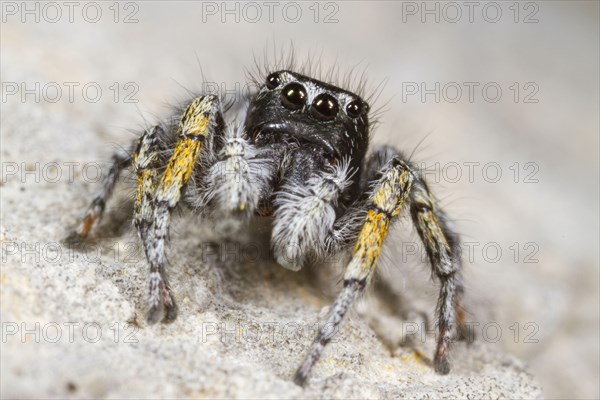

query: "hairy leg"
xmin=271 ymin=153 xmax=354 ymax=271
xmin=294 ymin=146 xmax=465 ymax=384
xmin=294 ymin=156 xmax=413 ymax=385
xmin=139 ymin=95 xmax=224 ymax=323
xmin=367 ymin=145 xmax=467 ymax=371
xmin=66 ymin=144 xmax=134 ymax=242
xmin=133 ymin=125 xmax=164 ymax=246
xmin=409 ymin=173 xmax=463 ymax=372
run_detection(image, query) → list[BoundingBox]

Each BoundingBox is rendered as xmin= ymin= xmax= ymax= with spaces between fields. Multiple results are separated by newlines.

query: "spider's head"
xmin=245 ymin=70 xmax=370 ymax=169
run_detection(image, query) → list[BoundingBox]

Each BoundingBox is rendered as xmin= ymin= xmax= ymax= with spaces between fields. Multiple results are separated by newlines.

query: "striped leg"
xmin=130 ymin=124 xmax=183 ymax=324
xmin=66 ymin=146 xmax=133 ymax=243
xmin=143 ymin=95 xmax=222 ymax=323
xmin=133 ymin=125 xmax=163 ymax=247
xmin=294 ymin=157 xmax=414 ymax=385
xmin=409 ymin=174 xmax=463 ymax=372
xmin=294 ymin=151 xmax=464 ymax=385
xmin=364 ymin=145 xmax=470 ymax=345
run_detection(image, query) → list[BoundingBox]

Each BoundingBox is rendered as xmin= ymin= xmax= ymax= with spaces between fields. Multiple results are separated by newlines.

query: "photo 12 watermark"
xmin=400 ymin=1 xmax=540 ymax=24
xmin=400 ymin=320 xmax=540 ymax=344
xmin=401 ymin=81 xmax=540 ymax=104
xmin=400 ymin=240 xmax=540 ymax=265
xmin=199 ymin=1 xmax=340 ymax=24
xmin=1 ymin=1 xmax=140 ymax=24
xmin=1 ymin=81 xmax=139 ymax=104
xmin=417 ymin=161 xmax=540 ymax=184
xmin=1 ymin=321 xmax=139 ymax=344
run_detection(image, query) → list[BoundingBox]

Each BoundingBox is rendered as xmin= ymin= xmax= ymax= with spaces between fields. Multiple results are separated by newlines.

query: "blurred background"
xmin=1 ymin=1 xmax=598 ymax=398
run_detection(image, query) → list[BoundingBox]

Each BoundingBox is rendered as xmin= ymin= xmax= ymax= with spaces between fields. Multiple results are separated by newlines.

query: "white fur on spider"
xmin=272 ymin=160 xmax=354 ymax=271
xmin=203 ymin=125 xmax=275 ymax=234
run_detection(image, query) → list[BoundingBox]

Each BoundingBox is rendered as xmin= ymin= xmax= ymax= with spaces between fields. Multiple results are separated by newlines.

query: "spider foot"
xmin=434 ymin=351 xmax=450 ymax=374
xmin=146 ymin=282 xmax=178 ymax=324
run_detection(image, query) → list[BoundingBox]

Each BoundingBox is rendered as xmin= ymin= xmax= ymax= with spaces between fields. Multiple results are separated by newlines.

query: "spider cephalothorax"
xmin=69 ymin=66 xmax=470 ymax=386
xmin=245 ymin=70 xmax=370 ymax=173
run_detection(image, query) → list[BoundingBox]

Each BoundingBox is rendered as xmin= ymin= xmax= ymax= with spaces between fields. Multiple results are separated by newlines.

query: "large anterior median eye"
xmin=281 ymin=82 xmax=307 ymax=110
xmin=311 ymin=93 xmax=339 ymax=121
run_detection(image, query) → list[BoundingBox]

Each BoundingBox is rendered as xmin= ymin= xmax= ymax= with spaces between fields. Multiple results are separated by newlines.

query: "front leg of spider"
xmin=140 ymin=95 xmax=222 ymax=323
xmin=294 ymin=154 xmax=462 ymax=385
xmin=293 ymin=157 xmax=413 ymax=385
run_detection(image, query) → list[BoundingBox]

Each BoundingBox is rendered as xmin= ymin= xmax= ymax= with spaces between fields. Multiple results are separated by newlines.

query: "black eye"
xmin=311 ymin=93 xmax=339 ymax=121
xmin=346 ymin=100 xmax=363 ymax=118
xmin=265 ymin=72 xmax=280 ymax=90
xmin=281 ymin=82 xmax=307 ymax=110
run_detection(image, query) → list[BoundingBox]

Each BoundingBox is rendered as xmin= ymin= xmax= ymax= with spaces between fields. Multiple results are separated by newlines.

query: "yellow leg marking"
xmin=134 ymin=169 xmax=158 ymax=221
xmin=156 ymin=96 xmax=215 ymax=203
xmin=352 ymin=209 xmax=390 ymax=272
xmin=293 ymin=165 xmax=414 ymax=386
xmin=132 ymin=132 xmax=160 ymax=224
xmin=415 ymin=209 xmax=451 ymax=256
xmin=178 ymin=97 xmax=213 ymax=137
xmin=371 ymin=165 xmax=413 ymax=217
xmin=346 ymin=166 xmax=413 ymax=280
xmin=158 ymin=138 xmax=203 ymax=195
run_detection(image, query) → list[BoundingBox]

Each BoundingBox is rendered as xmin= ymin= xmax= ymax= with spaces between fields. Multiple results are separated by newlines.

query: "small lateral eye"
xmin=346 ymin=100 xmax=363 ymax=118
xmin=281 ymin=82 xmax=307 ymax=110
xmin=265 ymin=72 xmax=281 ymax=89
xmin=311 ymin=93 xmax=339 ymax=121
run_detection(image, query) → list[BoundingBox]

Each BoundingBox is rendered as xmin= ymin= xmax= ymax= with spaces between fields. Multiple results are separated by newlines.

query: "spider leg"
xmin=364 ymin=145 xmax=471 ymax=344
xmin=409 ymin=164 xmax=463 ymax=373
xmin=295 ymin=146 xmax=465 ymax=385
xmin=140 ymin=95 xmax=223 ymax=324
xmin=271 ymin=152 xmax=353 ymax=271
xmin=66 ymin=144 xmax=134 ymax=242
xmin=453 ymin=275 xmax=471 ymax=342
xmin=132 ymin=125 xmax=164 ymax=247
xmin=321 ymin=146 xmax=410 ymax=254
xmin=294 ymin=156 xmax=413 ymax=385
xmin=132 ymin=123 xmax=179 ymax=324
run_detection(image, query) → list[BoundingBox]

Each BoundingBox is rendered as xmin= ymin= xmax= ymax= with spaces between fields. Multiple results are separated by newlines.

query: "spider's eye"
xmin=311 ymin=93 xmax=339 ymax=121
xmin=281 ymin=82 xmax=307 ymax=110
xmin=265 ymin=72 xmax=280 ymax=90
xmin=345 ymin=100 xmax=363 ymax=118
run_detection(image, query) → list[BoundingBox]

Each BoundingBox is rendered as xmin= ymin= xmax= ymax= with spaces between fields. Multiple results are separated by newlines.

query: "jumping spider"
xmin=69 ymin=68 xmax=469 ymax=385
